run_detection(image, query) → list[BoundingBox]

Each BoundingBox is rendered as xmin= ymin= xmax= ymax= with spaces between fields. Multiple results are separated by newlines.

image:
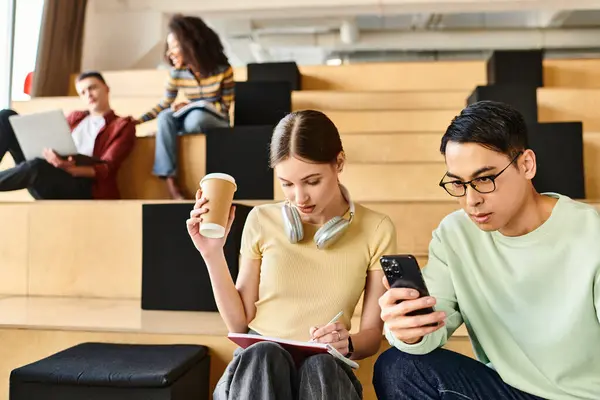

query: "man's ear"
xmin=521 ymin=149 xmax=537 ymax=180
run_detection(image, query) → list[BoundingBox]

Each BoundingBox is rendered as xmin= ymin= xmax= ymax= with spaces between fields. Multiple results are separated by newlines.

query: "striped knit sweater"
xmin=139 ymin=65 xmax=235 ymax=122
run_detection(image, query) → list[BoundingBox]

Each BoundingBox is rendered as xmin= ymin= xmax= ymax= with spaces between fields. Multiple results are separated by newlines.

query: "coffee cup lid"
xmin=200 ymin=173 xmax=237 ymax=190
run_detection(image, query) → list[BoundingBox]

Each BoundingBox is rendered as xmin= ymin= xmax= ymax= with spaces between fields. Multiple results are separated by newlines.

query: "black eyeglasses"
xmin=439 ymin=152 xmax=523 ymax=197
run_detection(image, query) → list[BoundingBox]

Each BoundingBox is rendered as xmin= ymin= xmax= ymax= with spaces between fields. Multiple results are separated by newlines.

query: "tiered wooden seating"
xmin=4 ymin=58 xmax=600 ymax=400
xmin=292 ymin=90 xmax=469 ymax=110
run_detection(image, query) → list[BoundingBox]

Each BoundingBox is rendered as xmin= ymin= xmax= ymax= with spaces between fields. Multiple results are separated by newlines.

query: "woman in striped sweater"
xmin=136 ymin=15 xmax=235 ymax=199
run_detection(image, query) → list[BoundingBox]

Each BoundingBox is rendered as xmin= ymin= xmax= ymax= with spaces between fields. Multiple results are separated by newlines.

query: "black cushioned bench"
xmin=10 ymin=342 xmax=210 ymax=400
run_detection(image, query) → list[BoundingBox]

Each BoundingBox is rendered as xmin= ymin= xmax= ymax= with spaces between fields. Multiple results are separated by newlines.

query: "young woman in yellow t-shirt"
xmin=186 ymin=110 xmax=397 ymax=399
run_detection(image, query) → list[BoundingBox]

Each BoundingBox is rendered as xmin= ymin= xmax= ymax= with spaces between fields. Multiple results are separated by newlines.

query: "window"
xmin=11 ymin=0 xmax=44 ymax=101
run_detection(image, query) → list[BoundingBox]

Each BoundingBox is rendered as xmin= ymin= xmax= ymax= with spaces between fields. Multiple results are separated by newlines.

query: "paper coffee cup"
xmin=199 ymin=173 xmax=237 ymax=238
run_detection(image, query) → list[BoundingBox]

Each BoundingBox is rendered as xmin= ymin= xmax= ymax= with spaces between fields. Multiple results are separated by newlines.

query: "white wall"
xmin=81 ymin=0 xmax=168 ymax=71
xmin=80 ymin=0 xmax=600 ymax=71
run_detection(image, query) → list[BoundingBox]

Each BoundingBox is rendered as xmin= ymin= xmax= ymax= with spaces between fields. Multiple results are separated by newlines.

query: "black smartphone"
xmin=380 ymin=254 xmax=435 ymax=318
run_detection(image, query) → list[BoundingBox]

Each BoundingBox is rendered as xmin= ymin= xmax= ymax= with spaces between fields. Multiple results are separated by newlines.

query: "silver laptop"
xmin=8 ymin=109 xmax=80 ymax=161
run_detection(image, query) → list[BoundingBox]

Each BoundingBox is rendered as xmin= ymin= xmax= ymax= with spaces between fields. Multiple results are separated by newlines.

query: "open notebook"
xmin=172 ymin=100 xmax=226 ymax=120
xmin=228 ymin=333 xmax=359 ymax=369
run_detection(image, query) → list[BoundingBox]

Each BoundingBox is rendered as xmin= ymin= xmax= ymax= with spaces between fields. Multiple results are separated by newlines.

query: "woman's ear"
xmin=336 ymin=152 xmax=346 ymax=173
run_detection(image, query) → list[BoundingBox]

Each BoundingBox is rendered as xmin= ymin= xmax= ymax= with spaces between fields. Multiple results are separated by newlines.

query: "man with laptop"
xmin=0 ymin=71 xmax=136 ymax=199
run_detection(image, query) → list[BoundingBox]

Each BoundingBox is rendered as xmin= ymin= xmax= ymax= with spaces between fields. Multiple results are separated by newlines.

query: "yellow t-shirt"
xmin=241 ymin=202 xmax=397 ymax=341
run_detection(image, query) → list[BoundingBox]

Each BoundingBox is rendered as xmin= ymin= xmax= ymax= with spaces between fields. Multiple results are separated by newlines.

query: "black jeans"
xmin=373 ymin=347 xmax=546 ymax=400
xmin=214 ymin=341 xmax=362 ymax=400
xmin=0 ymin=109 xmax=92 ymax=199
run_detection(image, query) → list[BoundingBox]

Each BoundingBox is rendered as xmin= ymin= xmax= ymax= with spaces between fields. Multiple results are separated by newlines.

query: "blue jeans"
xmin=153 ymin=108 xmax=229 ymax=177
xmin=373 ymin=348 xmax=545 ymax=400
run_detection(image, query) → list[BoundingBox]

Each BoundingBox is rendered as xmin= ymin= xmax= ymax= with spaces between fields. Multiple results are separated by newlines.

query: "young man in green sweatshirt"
xmin=374 ymin=101 xmax=600 ymax=400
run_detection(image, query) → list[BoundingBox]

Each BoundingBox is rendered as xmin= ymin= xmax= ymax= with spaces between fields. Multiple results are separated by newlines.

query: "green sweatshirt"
xmin=386 ymin=194 xmax=600 ymax=399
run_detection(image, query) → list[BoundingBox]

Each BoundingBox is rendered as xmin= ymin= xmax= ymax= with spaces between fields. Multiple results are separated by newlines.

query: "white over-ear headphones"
xmin=281 ymin=185 xmax=355 ymax=249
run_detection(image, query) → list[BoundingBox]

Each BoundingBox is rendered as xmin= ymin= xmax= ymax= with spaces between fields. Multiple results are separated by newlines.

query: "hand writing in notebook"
xmin=309 ymin=311 xmax=351 ymax=356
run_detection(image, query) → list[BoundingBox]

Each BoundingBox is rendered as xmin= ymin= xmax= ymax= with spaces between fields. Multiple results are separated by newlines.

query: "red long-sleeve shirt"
xmin=66 ymin=110 xmax=136 ymax=199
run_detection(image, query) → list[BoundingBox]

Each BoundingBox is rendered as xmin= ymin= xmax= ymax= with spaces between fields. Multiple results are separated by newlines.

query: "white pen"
xmin=310 ymin=311 xmax=344 ymax=342
xmin=325 ymin=310 xmax=344 ymax=326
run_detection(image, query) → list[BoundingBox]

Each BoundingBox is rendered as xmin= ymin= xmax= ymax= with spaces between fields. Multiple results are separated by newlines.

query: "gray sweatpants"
xmin=214 ymin=341 xmax=363 ymax=399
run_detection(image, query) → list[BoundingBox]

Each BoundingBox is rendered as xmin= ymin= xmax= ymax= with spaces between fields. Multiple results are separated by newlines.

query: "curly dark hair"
xmin=165 ymin=14 xmax=229 ymax=78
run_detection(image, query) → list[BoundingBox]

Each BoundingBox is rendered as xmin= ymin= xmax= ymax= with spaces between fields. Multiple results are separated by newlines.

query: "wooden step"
xmin=538 ymin=88 xmax=600 ymax=132
xmin=303 ymin=59 xmax=600 ymax=90
xmin=0 ymin=295 xmax=468 ymax=339
xmin=292 ymin=91 xmax=468 ymax=111
xmin=326 ymin=110 xmax=457 ymax=133
xmin=0 ymin=295 xmax=473 ymax=400
xmin=300 ymin=61 xmax=486 ymax=91
xmin=343 ymin=132 xmax=444 ymax=162
xmin=275 ymin=163 xmax=450 ymax=201
xmin=0 ymin=200 xmax=464 ymax=299
xmin=0 ymin=325 xmax=473 ymax=400
xmin=0 ymin=295 xmax=240 ymax=400
xmin=543 ymin=59 xmax=600 ymax=88
xmin=306 ymin=59 xmax=600 ymax=90
xmin=118 ymin=135 xmax=206 ymax=199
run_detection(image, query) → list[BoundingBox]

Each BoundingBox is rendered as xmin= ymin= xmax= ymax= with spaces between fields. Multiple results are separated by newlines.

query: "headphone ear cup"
xmin=314 ymin=217 xmax=349 ymax=249
xmin=282 ymin=204 xmax=304 ymax=243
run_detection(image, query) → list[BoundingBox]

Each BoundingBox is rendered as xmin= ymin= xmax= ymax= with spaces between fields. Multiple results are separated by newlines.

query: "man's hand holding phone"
xmin=379 ymin=277 xmax=447 ymax=345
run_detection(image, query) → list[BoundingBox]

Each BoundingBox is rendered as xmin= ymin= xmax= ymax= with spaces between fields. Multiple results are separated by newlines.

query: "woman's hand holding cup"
xmin=186 ymin=172 xmax=237 ymax=260
xmin=187 ymin=189 xmax=236 ymax=258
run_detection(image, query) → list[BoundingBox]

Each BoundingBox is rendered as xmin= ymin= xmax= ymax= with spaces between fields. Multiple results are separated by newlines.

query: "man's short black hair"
xmin=440 ymin=100 xmax=528 ymax=159
xmin=75 ymin=71 xmax=106 ymax=85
